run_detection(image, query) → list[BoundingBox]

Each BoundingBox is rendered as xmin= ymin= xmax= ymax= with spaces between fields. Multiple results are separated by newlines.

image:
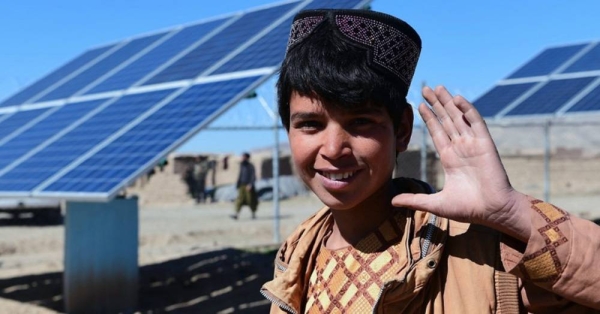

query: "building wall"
xmin=127 ymin=147 xmax=600 ymax=206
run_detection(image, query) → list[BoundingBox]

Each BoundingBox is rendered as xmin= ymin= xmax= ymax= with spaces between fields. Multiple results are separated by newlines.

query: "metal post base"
xmin=64 ymin=198 xmax=138 ymax=313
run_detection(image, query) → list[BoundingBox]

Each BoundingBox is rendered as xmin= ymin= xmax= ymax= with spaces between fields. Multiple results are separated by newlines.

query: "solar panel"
xmin=0 ymin=108 xmax=52 ymax=142
xmin=505 ymin=44 xmax=587 ymax=79
xmin=84 ymin=18 xmax=232 ymax=95
xmin=0 ymin=45 xmax=116 ymax=108
xmin=213 ymin=0 xmax=366 ymax=75
xmin=35 ymin=32 xmax=170 ymax=102
xmin=561 ymin=43 xmax=600 ymax=73
xmin=212 ymin=16 xmax=293 ymax=74
xmin=142 ymin=2 xmax=300 ymax=86
xmin=505 ymin=77 xmax=596 ymax=116
xmin=0 ymin=89 xmax=175 ymax=193
xmin=0 ymin=0 xmax=371 ymax=199
xmin=473 ymin=40 xmax=600 ymax=119
xmin=0 ymin=99 xmax=109 ymax=172
xmin=473 ymin=83 xmax=537 ymax=117
xmin=40 ymin=76 xmax=264 ymax=196
xmin=566 ymin=83 xmax=600 ymax=113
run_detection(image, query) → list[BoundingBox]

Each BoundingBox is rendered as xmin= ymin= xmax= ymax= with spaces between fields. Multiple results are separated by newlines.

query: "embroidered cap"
xmin=286 ymin=9 xmax=421 ymax=94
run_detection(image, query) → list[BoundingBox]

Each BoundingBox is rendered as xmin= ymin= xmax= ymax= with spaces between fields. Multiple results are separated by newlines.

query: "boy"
xmin=261 ymin=8 xmax=600 ymax=313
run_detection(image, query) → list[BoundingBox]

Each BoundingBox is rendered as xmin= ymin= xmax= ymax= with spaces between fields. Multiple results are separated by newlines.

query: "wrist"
xmin=488 ymin=191 xmax=532 ymax=243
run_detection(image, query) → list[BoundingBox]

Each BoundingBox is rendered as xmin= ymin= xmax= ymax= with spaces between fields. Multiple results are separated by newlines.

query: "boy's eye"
xmin=293 ymin=120 xmax=322 ymax=130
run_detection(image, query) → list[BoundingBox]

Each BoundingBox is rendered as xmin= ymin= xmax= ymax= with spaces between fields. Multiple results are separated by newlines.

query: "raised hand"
xmin=392 ymin=86 xmax=531 ymax=241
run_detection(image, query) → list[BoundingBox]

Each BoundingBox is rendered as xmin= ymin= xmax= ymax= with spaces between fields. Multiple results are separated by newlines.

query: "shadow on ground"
xmin=0 ymin=247 xmax=277 ymax=313
xmin=0 ymin=209 xmax=63 ymax=227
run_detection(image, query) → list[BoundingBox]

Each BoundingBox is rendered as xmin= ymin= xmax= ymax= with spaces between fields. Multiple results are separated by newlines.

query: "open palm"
xmin=393 ymin=86 xmax=528 ymax=237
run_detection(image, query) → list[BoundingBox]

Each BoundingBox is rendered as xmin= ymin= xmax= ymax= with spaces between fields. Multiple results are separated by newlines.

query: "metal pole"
xmin=420 ymin=81 xmax=428 ymax=182
xmin=544 ymin=120 xmax=551 ymax=202
xmin=256 ymin=94 xmax=281 ymax=243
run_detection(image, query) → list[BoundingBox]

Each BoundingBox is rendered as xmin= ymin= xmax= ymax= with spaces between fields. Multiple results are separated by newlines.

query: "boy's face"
xmin=288 ymin=92 xmax=413 ymax=210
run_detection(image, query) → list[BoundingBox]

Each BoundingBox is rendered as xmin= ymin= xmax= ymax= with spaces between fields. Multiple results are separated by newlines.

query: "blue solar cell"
xmin=473 ymin=83 xmax=537 ymax=117
xmin=505 ymin=77 xmax=596 ymax=116
xmin=562 ymin=44 xmax=600 ymax=73
xmin=0 ymin=108 xmax=51 ymax=142
xmin=305 ymin=0 xmax=366 ymax=9
xmin=212 ymin=0 xmax=372 ymax=74
xmin=0 ymin=89 xmax=175 ymax=192
xmin=0 ymin=45 xmax=115 ymax=108
xmin=143 ymin=2 xmax=298 ymax=85
xmin=42 ymin=76 xmax=262 ymax=194
xmin=212 ymin=17 xmax=292 ymax=74
xmin=567 ymin=83 xmax=600 ymax=113
xmin=506 ymin=44 xmax=587 ymax=79
xmin=0 ymin=99 xmax=109 ymax=172
xmin=85 ymin=18 xmax=230 ymax=95
xmin=36 ymin=33 xmax=168 ymax=102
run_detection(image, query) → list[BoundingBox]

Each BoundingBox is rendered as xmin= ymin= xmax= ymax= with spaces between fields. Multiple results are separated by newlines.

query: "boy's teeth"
xmin=324 ymin=172 xmax=354 ymax=181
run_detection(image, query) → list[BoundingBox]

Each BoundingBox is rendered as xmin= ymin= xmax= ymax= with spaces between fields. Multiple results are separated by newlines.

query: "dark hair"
xmin=277 ymin=21 xmax=410 ymax=131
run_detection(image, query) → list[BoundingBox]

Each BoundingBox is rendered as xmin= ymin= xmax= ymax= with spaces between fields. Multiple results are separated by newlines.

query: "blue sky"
xmin=1 ymin=0 xmax=599 ymax=154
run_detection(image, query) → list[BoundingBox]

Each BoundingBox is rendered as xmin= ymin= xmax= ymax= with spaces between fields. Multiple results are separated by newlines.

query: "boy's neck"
xmin=326 ymin=180 xmax=396 ymax=250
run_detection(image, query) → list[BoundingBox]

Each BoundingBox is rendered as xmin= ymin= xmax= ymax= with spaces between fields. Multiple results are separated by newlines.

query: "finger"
xmin=452 ymin=95 xmax=491 ymax=137
xmin=422 ymin=86 xmax=460 ymax=140
xmin=418 ymin=102 xmax=450 ymax=152
xmin=391 ymin=193 xmax=444 ymax=216
xmin=433 ymin=86 xmax=474 ymax=137
xmin=447 ymin=95 xmax=475 ymax=137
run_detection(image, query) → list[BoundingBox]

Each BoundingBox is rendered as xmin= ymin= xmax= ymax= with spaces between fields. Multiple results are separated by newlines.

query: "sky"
xmin=1 ymin=0 xmax=599 ymax=155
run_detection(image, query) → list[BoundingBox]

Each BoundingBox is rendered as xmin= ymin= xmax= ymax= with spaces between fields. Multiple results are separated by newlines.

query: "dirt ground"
xmin=0 ymin=194 xmax=599 ymax=313
xmin=0 ymin=194 xmax=324 ymax=313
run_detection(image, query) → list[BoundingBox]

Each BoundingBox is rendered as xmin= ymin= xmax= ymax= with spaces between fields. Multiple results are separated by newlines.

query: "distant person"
xmin=232 ymin=152 xmax=258 ymax=219
xmin=193 ymin=156 xmax=210 ymax=203
xmin=259 ymin=9 xmax=600 ymax=313
xmin=205 ymin=159 xmax=217 ymax=203
xmin=183 ymin=163 xmax=196 ymax=199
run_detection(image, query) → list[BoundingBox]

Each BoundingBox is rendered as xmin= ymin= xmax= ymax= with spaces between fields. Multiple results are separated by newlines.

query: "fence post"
xmin=544 ymin=120 xmax=551 ymax=202
xmin=420 ymin=81 xmax=428 ymax=182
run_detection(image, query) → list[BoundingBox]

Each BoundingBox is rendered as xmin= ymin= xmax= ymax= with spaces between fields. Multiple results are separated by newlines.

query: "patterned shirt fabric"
xmin=304 ymin=210 xmax=409 ymax=313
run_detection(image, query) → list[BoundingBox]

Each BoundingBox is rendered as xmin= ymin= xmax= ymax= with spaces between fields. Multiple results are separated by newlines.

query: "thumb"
xmin=392 ymin=193 xmax=443 ymax=215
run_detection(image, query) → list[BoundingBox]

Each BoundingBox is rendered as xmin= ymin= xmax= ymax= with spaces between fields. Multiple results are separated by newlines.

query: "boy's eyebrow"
xmin=290 ymin=107 xmax=386 ymax=120
xmin=290 ymin=112 xmax=321 ymax=120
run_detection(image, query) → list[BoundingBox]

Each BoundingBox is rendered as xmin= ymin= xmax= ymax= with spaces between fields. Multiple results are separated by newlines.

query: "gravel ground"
xmin=0 ymin=193 xmax=599 ymax=313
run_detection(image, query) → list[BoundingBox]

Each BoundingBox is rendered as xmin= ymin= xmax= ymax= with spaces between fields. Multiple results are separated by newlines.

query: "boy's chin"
xmin=315 ymin=193 xmax=363 ymax=211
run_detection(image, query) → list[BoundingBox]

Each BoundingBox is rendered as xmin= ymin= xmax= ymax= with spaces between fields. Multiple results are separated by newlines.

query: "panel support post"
xmin=544 ymin=120 xmax=551 ymax=202
xmin=64 ymin=197 xmax=139 ymax=314
xmin=256 ymin=93 xmax=281 ymax=243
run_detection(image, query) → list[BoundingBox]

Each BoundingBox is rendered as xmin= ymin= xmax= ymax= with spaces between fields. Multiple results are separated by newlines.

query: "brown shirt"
xmin=305 ymin=210 xmax=409 ymax=313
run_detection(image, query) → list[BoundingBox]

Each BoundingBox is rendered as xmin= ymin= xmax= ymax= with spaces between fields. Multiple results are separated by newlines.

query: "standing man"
xmin=193 ymin=156 xmax=210 ymax=203
xmin=232 ymin=152 xmax=258 ymax=219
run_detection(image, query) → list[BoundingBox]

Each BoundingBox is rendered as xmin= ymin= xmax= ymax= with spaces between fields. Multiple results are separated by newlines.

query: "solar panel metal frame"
xmin=0 ymin=0 xmax=372 ymax=201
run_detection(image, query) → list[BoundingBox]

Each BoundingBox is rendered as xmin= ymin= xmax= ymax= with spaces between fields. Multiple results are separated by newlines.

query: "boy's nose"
xmin=320 ymin=126 xmax=351 ymax=159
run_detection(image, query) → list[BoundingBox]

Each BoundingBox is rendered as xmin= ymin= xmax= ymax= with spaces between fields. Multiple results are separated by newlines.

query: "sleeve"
xmin=500 ymin=198 xmax=600 ymax=311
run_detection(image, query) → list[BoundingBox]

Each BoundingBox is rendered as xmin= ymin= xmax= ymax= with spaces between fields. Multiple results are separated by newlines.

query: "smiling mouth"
xmin=319 ymin=171 xmax=355 ymax=181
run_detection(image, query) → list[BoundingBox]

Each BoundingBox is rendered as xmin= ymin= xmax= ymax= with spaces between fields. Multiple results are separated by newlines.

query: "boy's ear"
xmin=395 ymin=105 xmax=414 ymax=153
